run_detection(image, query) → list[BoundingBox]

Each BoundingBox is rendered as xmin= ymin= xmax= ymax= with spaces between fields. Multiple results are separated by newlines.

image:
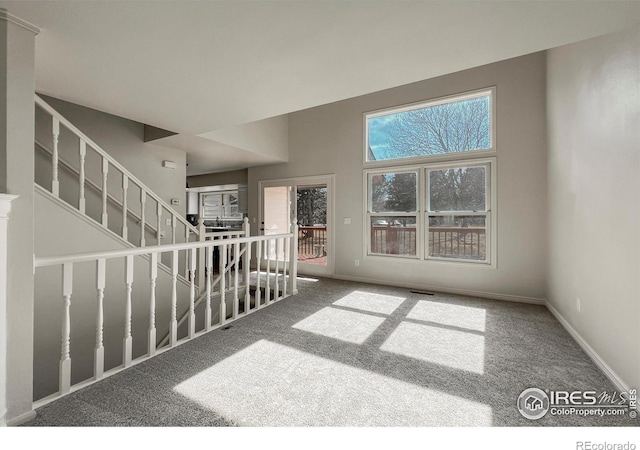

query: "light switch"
xmin=343 ymin=218 xmax=351 ymax=225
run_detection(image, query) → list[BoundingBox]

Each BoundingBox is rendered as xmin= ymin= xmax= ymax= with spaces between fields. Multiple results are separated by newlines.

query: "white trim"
xmin=0 ymin=194 xmax=18 ymax=218
xmin=0 ymin=194 xmax=17 ymax=427
xmin=0 ymin=8 xmax=40 ymax=35
xmin=331 ymin=274 xmax=545 ymax=305
xmin=6 ymin=409 xmax=36 ymax=427
xmin=545 ymin=301 xmax=632 ymax=396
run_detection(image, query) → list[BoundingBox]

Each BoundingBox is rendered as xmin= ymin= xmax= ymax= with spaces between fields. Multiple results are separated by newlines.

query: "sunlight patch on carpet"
xmin=332 ymin=290 xmax=406 ymax=315
xmin=407 ymin=300 xmax=486 ymax=332
xmin=173 ymin=339 xmax=492 ymax=426
xmin=291 ymin=306 xmax=385 ymax=344
xmin=380 ymin=322 xmax=485 ymax=374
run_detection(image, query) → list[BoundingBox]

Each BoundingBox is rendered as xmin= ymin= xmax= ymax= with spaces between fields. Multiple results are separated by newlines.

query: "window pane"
xmin=367 ymin=94 xmax=491 ymax=162
xmin=428 ymin=215 xmax=486 ymax=261
xmin=369 ymin=172 xmax=417 ymax=212
xmin=429 ymin=166 xmax=486 ymax=212
xmin=370 ymin=216 xmax=417 ymax=256
xmin=202 ymin=193 xmax=222 ymax=219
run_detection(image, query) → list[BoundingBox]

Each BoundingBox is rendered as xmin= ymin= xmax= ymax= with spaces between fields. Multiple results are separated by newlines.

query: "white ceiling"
xmin=2 ymin=1 xmax=639 ymax=174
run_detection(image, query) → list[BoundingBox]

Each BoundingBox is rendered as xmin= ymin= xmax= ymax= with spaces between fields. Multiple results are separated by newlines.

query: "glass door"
xmin=260 ymin=175 xmax=333 ymax=276
xmin=296 ymin=184 xmax=328 ymax=271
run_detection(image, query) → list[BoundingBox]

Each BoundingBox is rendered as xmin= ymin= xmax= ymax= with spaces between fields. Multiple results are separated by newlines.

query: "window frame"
xmin=424 ymin=159 xmax=494 ymax=265
xmin=363 ymin=87 xmax=496 ymax=168
xmin=366 ymin=168 xmax=421 ymax=259
xmin=364 ymin=158 xmax=496 ymax=266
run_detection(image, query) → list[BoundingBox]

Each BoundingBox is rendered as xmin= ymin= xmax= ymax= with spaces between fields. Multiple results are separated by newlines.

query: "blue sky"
xmin=368 ymin=115 xmax=396 ymax=160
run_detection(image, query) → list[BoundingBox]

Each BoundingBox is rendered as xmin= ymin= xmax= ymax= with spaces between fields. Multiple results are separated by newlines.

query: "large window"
xmin=427 ymin=164 xmax=489 ymax=262
xmin=368 ymin=171 xmax=418 ymax=256
xmin=366 ymin=161 xmax=493 ymax=263
xmin=364 ymin=88 xmax=496 ymax=265
xmin=366 ymin=89 xmax=494 ymax=163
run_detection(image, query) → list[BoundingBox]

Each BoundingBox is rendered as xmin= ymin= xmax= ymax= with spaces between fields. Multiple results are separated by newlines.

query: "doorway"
xmin=259 ymin=175 xmax=334 ymax=276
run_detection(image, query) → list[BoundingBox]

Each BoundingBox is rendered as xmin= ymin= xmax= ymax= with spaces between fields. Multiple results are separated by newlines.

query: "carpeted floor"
xmin=23 ymin=277 xmax=639 ymax=427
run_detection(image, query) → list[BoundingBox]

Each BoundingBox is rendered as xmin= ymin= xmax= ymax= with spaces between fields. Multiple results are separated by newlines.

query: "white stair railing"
xmin=33 ymin=220 xmax=298 ymax=408
xmin=35 ymin=94 xmax=199 ymax=277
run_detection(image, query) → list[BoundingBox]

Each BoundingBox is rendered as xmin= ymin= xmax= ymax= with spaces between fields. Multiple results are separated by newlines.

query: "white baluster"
xmin=265 ymin=240 xmax=271 ymax=304
xmin=243 ymin=242 xmax=251 ymax=313
xmin=101 ymin=158 xmax=109 ymax=227
xmin=123 ymin=255 xmax=133 ymax=368
xmin=140 ymin=190 xmax=146 ymax=247
xmin=197 ymin=218 xmax=206 ymax=290
xmin=274 ymin=238 xmax=280 ymax=301
xmin=148 ymin=252 xmax=157 ymax=356
xmin=78 ymin=141 xmax=86 ymax=213
xmin=122 ymin=175 xmax=129 ymax=241
xmin=59 ymin=262 xmax=73 ymax=395
xmin=255 ymin=239 xmax=262 ymax=309
xmin=205 ymin=246 xmax=212 ymax=331
xmin=233 ymin=242 xmax=239 ymax=317
xmin=156 ymin=203 xmax=162 ymax=245
xmin=289 ymin=219 xmax=299 ymax=295
xmin=170 ymin=250 xmax=178 ymax=346
xmin=171 ymin=214 xmax=176 ymax=245
xmin=188 ymin=248 xmax=196 ymax=338
xmin=52 ymin=118 xmax=60 ymax=197
xmin=283 ymin=234 xmax=289 ymax=298
xmin=184 ymin=226 xmax=189 ymax=279
xmin=219 ymin=243 xmax=227 ymax=324
xmin=95 ymin=259 xmax=105 ymax=380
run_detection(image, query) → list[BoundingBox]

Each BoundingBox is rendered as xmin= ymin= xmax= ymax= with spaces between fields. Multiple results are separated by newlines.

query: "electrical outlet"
xmin=355 ymin=259 xmax=360 ymax=267
xmin=165 ymin=218 xmax=172 ymax=226
xmin=576 ymin=298 xmax=581 ymax=313
xmin=344 ymin=217 xmax=351 ymax=225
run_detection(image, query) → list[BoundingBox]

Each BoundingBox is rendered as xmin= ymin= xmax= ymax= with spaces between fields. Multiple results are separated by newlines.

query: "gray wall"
xmin=547 ymin=26 xmax=640 ymax=390
xmin=249 ymin=52 xmax=548 ymax=301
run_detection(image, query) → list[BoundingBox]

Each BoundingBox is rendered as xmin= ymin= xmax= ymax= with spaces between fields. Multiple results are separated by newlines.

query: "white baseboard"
xmin=330 ymin=274 xmax=546 ymax=305
xmin=6 ymin=409 xmax=36 ymax=427
xmin=545 ymin=300 xmax=631 ymax=395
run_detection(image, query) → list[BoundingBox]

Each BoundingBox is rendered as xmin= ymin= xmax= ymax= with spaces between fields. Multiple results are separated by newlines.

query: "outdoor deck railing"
xmin=298 ymin=226 xmax=327 ymax=258
xmin=371 ymin=225 xmax=486 ymax=260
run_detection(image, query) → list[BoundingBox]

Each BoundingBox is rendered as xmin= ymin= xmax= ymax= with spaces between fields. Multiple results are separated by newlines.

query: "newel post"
xmin=0 ymin=194 xmax=17 ymax=427
xmin=288 ymin=218 xmax=298 ymax=295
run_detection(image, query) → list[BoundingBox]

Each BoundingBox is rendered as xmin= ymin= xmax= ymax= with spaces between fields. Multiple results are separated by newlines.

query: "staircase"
xmin=32 ymin=95 xmax=298 ymax=409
